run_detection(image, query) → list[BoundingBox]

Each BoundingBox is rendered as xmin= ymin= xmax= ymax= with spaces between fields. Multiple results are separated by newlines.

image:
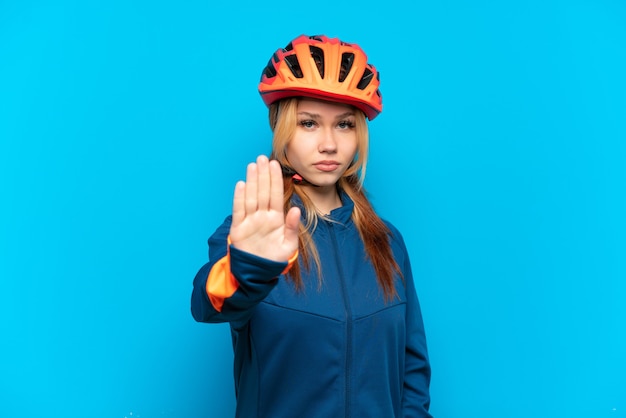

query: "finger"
xmin=256 ymin=155 xmax=271 ymax=211
xmin=283 ymin=206 xmax=301 ymax=249
xmin=231 ymin=181 xmax=246 ymax=228
xmin=244 ymin=162 xmax=258 ymax=215
xmin=269 ymin=159 xmax=285 ymax=213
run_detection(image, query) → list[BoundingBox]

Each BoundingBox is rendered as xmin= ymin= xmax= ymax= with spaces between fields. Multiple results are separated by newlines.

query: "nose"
xmin=318 ymin=127 xmax=337 ymax=153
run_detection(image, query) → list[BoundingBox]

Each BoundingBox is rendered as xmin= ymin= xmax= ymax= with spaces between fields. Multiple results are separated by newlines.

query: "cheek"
xmin=285 ymin=140 xmax=295 ymax=157
xmin=284 ymin=139 xmax=303 ymax=164
xmin=344 ymin=136 xmax=359 ymax=158
xmin=286 ymin=134 xmax=312 ymax=159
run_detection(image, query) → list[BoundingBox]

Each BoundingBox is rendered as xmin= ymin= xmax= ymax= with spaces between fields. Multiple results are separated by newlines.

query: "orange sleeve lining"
xmin=206 ymin=254 xmax=239 ymax=312
xmin=283 ymin=249 xmax=299 ymax=274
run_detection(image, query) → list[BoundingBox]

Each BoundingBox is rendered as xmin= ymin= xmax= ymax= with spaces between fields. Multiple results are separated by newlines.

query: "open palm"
xmin=229 ymin=155 xmax=300 ymax=262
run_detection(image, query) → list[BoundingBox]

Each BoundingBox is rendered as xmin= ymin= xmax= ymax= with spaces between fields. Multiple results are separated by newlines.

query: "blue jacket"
xmin=191 ymin=194 xmax=432 ymax=417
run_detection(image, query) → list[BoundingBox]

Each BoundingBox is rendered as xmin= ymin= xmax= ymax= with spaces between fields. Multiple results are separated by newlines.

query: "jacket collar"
xmin=291 ymin=189 xmax=354 ymax=224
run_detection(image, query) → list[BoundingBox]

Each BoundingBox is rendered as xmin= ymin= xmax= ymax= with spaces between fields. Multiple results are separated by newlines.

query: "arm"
xmin=389 ymin=225 xmax=432 ymax=417
xmin=191 ymin=216 xmax=297 ymax=324
xmin=191 ymin=156 xmax=300 ymax=325
xmin=402 ymin=263 xmax=433 ymax=417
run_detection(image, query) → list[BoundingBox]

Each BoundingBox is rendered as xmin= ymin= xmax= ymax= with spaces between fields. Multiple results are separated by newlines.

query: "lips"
xmin=313 ymin=161 xmax=340 ymax=172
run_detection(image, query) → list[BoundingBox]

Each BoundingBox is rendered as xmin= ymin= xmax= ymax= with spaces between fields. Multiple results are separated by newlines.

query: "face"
xmin=286 ymin=98 xmax=358 ymax=189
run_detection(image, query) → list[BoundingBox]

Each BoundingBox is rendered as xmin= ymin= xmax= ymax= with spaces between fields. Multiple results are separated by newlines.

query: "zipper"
xmin=328 ymin=222 xmax=352 ymax=418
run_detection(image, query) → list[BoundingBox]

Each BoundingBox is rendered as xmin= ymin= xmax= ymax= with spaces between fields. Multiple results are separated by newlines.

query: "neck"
xmin=300 ymin=184 xmax=342 ymax=215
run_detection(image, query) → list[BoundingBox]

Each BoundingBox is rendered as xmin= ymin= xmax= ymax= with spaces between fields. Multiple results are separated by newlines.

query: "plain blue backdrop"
xmin=1 ymin=1 xmax=625 ymax=417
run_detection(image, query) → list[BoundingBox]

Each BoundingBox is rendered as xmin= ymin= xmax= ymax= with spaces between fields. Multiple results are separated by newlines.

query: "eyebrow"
xmin=297 ymin=111 xmax=356 ymax=120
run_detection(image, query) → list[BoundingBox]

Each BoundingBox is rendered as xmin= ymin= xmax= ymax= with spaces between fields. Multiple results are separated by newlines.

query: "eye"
xmin=337 ymin=120 xmax=356 ymax=130
xmin=299 ymin=119 xmax=317 ymax=129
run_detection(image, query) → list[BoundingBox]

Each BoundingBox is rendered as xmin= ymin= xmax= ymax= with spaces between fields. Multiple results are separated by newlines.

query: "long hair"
xmin=269 ymin=98 xmax=401 ymax=301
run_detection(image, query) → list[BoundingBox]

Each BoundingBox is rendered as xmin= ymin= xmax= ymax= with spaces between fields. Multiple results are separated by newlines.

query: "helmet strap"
xmin=280 ymin=164 xmax=318 ymax=187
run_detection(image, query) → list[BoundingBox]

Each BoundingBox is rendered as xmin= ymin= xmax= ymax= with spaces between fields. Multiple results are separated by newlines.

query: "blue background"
xmin=1 ymin=1 xmax=625 ymax=417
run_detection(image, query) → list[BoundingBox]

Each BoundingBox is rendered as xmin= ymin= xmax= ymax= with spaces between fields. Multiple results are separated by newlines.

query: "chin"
xmin=303 ymin=175 xmax=341 ymax=188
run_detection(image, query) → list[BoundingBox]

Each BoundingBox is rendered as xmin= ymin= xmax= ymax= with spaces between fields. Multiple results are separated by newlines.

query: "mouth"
xmin=313 ymin=161 xmax=340 ymax=172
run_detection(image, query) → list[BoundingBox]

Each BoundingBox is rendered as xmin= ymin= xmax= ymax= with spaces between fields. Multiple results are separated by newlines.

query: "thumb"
xmin=283 ymin=207 xmax=301 ymax=248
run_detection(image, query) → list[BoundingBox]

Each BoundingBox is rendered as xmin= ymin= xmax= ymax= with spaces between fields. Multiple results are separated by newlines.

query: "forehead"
xmin=296 ymin=98 xmax=355 ymax=116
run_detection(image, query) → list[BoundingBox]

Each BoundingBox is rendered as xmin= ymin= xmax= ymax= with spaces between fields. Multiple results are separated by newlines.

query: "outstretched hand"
xmin=230 ymin=155 xmax=301 ymax=262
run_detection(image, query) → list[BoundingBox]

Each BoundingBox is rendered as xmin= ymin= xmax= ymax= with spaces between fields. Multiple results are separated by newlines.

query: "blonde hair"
xmin=269 ymin=98 xmax=400 ymax=300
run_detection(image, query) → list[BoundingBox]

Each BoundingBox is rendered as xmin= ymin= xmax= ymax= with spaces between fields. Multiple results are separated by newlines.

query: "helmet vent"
xmin=262 ymin=59 xmax=277 ymax=80
xmin=309 ymin=46 xmax=325 ymax=78
xmin=357 ymin=68 xmax=374 ymax=90
xmin=284 ymin=55 xmax=304 ymax=78
xmin=339 ymin=53 xmax=354 ymax=82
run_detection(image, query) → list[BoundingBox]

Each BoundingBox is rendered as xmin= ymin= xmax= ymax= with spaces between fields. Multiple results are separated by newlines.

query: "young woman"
xmin=191 ymin=34 xmax=432 ymax=418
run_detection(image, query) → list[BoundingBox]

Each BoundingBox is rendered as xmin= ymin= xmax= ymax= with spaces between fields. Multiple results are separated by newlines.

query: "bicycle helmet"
xmin=258 ymin=34 xmax=382 ymax=120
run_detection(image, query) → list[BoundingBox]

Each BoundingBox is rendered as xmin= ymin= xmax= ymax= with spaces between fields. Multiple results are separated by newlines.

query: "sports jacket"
xmin=191 ymin=194 xmax=432 ymax=417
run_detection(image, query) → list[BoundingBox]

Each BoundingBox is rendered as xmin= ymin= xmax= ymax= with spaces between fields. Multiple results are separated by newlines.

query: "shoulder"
xmin=207 ymin=215 xmax=233 ymax=258
xmin=208 ymin=215 xmax=232 ymax=239
xmin=380 ymin=218 xmax=412 ymax=264
xmin=381 ymin=218 xmax=407 ymax=248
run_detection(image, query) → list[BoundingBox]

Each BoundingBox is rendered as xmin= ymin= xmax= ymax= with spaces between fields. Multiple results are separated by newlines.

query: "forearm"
xmin=191 ymin=243 xmax=296 ymax=324
xmin=401 ymin=269 xmax=432 ymax=417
